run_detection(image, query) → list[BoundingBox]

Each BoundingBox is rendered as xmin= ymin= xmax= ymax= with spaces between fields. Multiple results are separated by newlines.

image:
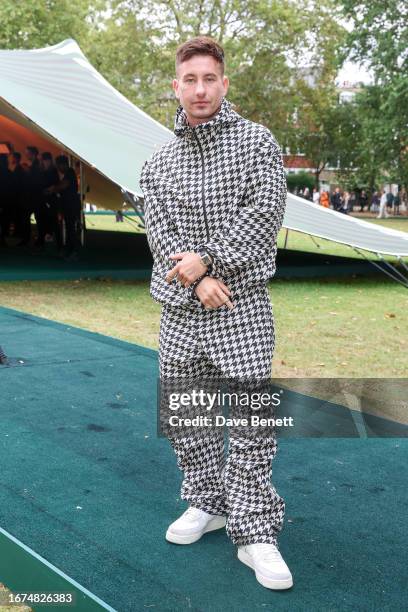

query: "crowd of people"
xmin=296 ymin=186 xmax=407 ymax=217
xmin=0 ymin=146 xmax=82 ymax=260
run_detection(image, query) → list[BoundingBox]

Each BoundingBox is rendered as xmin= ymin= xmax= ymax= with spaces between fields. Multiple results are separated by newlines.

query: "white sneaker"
xmin=238 ymin=543 xmax=293 ymax=590
xmin=166 ymin=507 xmax=226 ymax=544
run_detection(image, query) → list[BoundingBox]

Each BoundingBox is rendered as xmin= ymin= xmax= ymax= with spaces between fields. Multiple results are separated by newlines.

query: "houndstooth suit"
xmin=139 ymin=97 xmax=287 ymax=546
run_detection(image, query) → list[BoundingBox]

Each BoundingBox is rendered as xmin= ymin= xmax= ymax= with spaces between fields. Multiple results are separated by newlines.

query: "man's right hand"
xmin=194 ymin=277 xmax=234 ymax=310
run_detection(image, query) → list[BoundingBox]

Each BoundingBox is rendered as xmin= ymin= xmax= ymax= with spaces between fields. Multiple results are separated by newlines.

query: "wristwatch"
xmin=197 ymin=248 xmax=213 ymax=267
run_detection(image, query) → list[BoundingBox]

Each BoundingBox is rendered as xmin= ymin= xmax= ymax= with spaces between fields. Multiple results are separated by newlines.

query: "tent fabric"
xmin=0 ymin=38 xmax=173 ymax=196
xmin=285 ymin=194 xmax=408 ymax=257
xmin=1 ymin=39 xmax=408 ymax=257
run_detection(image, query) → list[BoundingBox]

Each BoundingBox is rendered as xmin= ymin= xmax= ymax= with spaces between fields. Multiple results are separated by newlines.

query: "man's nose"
xmin=195 ymin=80 xmax=206 ymax=96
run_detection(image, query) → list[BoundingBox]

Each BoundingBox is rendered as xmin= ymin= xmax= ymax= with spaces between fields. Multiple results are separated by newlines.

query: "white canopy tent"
xmin=1 ymin=38 xmax=408 ymax=282
xmin=0 ymin=38 xmax=172 ymax=210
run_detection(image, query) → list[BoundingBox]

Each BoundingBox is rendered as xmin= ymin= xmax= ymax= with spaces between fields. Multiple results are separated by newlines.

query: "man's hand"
xmin=194 ymin=277 xmax=234 ymax=310
xmin=166 ymin=251 xmax=207 ymax=286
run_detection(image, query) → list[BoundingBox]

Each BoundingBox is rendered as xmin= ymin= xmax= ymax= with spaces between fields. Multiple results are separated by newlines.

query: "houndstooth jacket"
xmin=139 ymin=97 xmax=287 ymax=309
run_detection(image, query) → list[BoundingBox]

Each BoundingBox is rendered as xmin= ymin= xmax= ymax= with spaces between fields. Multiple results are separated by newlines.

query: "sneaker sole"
xmin=166 ymin=515 xmax=226 ymax=545
xmin=237 ymin=548 xmax=293 ymax=590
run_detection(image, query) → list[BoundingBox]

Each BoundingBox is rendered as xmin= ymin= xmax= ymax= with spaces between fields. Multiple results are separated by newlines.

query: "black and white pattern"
xmin=140 ymin=97 xmax=287 ymax=546
xmin=139 ymin=97 xmax=287 ymax=308
xmin=159 ymin=285 xmax=285 ymax=545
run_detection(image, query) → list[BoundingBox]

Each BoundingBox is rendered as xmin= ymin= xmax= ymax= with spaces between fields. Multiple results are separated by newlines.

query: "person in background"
xmin=303 ymin=186 xmax=311 ymax=201
xmin=370 ymin=191 xmax=380 ymax=213
xmin=8 ymin=151 xmax=26 ymax=239
xmin=45 ymin=155 xmax=81 ymax=260
xmin=386 ymin=190 xmax=394 ymax=213
xmin=341 ymin=191 xmax=350 ymax=214
xmin=377 ymin=189 xmax=389 ymax=219
xmin=359 ymin=190 xmax=368 ymax=212
xmin=320 ymin=190 xmax=330 ymax=208
xmin=312 ymin=187 xmax=320 ymax=205
xmin=348 ymin=191 xmax=356 ymax=213
xmin=331 ymin=187 xmax=343 ymax=211
xmin=41 ymin=152 xmax=60 ymax=249
xmin=393 ymin=190 xmax=401 ymax=216
xmin=0 ymin=155 xmax=11 ymax=246
xmin=18 ymin=146 xmax=42 ymax=246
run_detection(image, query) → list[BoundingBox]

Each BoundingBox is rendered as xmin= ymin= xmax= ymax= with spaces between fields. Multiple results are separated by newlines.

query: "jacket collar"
xmin=174 ymin=97 xmax=240 ymax=137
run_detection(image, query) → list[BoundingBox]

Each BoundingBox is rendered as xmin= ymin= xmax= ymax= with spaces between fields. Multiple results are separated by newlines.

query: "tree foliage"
xmin=2 ymin=0 xmax=405 ymax=189
xmin=0 ymin=0 xmax=100 ymax=49
xmin=339 ymin=0 xmax=408 ymax=189
xmin=84 ymin=0 xmax=345 ymax=145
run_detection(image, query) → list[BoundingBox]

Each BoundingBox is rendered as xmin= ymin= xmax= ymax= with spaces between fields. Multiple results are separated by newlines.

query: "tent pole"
xmin=79 ymin=160 xmax=84 ymax=206
xmin=283 ymin=228 xmax=289 ymax=248
xmin=309 ymin=235 xmax=321 ymax=249
xmin=397 ymin=256 xmax=408 ymax=274
xmin=375 ymin=252 xmax=408 ymax=284
xmin=352 ymin=247 xmax=408 ymax=289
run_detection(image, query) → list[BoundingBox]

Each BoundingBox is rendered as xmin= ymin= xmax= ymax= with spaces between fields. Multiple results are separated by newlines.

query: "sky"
xmin=336 ymin=61 xmax=373 ymax=86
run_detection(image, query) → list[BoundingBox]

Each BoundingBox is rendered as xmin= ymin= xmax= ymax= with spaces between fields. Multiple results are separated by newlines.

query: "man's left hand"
xmin=166 ymin=252 xmax=207 ymax=287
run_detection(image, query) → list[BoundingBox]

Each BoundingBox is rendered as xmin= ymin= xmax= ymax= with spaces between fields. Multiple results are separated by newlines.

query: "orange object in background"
xmin=320 ymin=191 xmax=330 ymax=208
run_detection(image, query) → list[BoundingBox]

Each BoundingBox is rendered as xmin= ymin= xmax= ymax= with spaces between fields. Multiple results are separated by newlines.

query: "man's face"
xmin=26 ymin=149 xmax=36 ymax=162
xmin=42 ymin=159 xmax=52 ymax=170
xmin=173 ymin=54 xmax=229 ymax=127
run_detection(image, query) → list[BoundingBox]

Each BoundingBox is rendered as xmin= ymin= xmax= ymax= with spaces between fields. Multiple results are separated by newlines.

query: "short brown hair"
xmin=175 ymin=36 xmax=225 ymax=75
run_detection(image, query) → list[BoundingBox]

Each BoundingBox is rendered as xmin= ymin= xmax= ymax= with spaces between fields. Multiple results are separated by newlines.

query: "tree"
xmin=339 ymin=0 xmax=408 ymax=191
xmin=0 ymin=0 xmax=101 ymax=50
xmin=340 ymin=0 xmax=407 ymax=85
xmin=85 ymin=0 xmax=345 ymax=145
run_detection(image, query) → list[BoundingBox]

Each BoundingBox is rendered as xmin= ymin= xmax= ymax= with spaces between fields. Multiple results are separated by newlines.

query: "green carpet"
xmin=0 ymin=305 xmax=406 ymax=611
xmin=0 ymin=229 xmax=383 ymax=282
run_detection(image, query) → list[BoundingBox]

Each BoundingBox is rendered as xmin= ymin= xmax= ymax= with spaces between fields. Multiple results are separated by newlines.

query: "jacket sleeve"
xmin=199 ymin=133 xmax=287 ymax=277
xmin=139 ymin=158 xmax=204 ymax=302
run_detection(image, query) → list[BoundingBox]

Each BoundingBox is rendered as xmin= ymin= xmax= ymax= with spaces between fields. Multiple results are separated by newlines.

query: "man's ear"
xmin=173 ymin=78 xmax=180 ymax=100
xmin=223 ymin=75 xmax=230 ymax=96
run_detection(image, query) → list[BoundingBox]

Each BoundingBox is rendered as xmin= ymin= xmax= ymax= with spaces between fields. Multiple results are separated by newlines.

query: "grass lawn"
xmin=0 ymin=276 xmax=406 ymax=378
xmin=84 ymin=213 xmax=144 ymax=234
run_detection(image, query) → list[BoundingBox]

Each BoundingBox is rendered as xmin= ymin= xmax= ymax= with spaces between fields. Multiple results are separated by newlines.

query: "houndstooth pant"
xmin=159 ymin=284 xmax=285 ymax=546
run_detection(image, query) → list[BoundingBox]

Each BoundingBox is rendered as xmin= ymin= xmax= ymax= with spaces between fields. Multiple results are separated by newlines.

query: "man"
xmin=18 ymin=146 xmax=43 ymax=246
xmin=40 ymin=152 xmax=60 ymax=249
xmin=330 ymin=186 xmax=343 ymax=211
xmin=139 ymin=36 xmax=292 ymax=590
xmin=8 ymin=152 xmax=26 ymax=239
xmin=0 ymin=154 xmax=11 ymax=246
xmin=393 ymin=189 xmax=401 ymax=215
xmin=386 ymin=189 xmax=394 ymax=212
xmin=359 ymin=190 xmax=368 ymax=212
xmin=45 ymin=156 xmax=81 ymax=260
xmin=377 ymin=188 xmax=389 ymax=219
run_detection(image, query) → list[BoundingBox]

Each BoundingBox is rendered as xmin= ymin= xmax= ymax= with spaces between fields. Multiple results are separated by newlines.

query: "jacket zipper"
xmin=191 ymin=130 xmax=210 ymax=241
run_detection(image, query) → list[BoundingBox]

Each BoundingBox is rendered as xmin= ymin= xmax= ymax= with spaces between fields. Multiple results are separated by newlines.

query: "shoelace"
xmin=252 ymin=544 xmax=282 ymax=562
xmin=183 ymin=507 xmax=206 ymax=520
